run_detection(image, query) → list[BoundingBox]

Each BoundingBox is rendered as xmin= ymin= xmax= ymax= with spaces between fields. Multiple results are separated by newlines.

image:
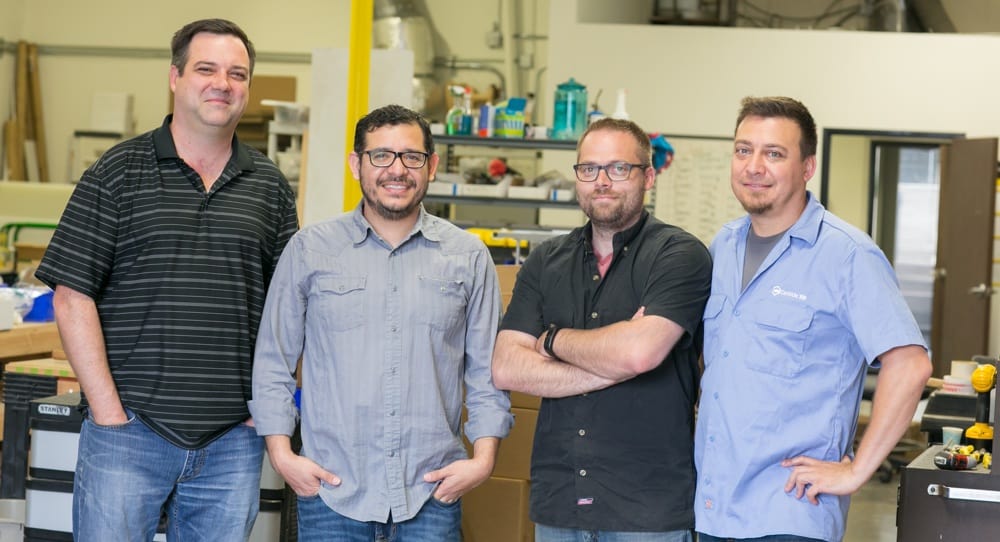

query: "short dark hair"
xmin=736 ymin=96 xmax=817 ymax=158
xmin=577 ymin=118 xmax=652 ymax=165
xmin=353 ymin=104 xmax=435 ymax=155
xmin=171 ymin=19 xmax=255 ymax=76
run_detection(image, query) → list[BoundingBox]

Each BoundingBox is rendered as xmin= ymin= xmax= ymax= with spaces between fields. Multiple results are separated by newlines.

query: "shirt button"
xmin=391 ymin=326 xmax=398 ymax=332
xmin=579 ymin=469 xmax=587 ymax=477
xmin=389 ymin=410 xmax=396 ymax=416
xmin=578 ymin=429 xmax=586 ymax=437
xmin=722 ymin=350 xmax=729 ymax=358
xmin=709 ymin=435 xmax=715 ymax=442
xmin=590 ymin=312 xmax=598 ymax=319
xmin=391 ymin=285 xmax=398 ymax=292
xmin=713 ymin=392 xmax=719 ymax=400
xmin=389 ymin=450 xmax=395 ymax=457
xmin=734 ymin=309 xmax=740 ymax=317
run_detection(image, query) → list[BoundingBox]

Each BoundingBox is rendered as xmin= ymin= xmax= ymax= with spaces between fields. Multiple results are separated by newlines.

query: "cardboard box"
xmin=496 ymin=264 xmax=520 ymax=313
xmin=168 ymin=75 xmax=296 ymax=120
xmin=461 ymin=476 xmax=533 ymax=542
xmin=510 ymin=391 xmax=541 ymax=410
xmin=494 ymin=407 xmax=537 ymax=480
xmin=464 ymin=406 xmax=536 ymax=480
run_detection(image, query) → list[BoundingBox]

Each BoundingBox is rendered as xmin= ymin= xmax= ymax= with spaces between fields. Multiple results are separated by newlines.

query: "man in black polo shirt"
xmin=35 ymin=19 xmax=298 ymax=542
xmin=493 ymin=118 xmax=711 ymax=541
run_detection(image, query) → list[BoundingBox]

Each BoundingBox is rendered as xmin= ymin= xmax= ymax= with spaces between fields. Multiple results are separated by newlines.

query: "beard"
xmin=733 ymin=184 xmax=775 ymax=215
xmin=581 ymin=188 xmax=643 ymax=232
xmin=361 ymin=174 xmax=427 ymax=221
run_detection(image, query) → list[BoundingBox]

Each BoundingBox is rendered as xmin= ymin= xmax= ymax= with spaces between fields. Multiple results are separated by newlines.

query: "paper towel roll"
xmin=951 ymin=360 xmax=978 ymax=381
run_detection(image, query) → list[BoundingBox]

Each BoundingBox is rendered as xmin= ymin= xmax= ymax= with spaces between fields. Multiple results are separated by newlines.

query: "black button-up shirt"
xmin=500 ymin=211 xmax=711 ymax=532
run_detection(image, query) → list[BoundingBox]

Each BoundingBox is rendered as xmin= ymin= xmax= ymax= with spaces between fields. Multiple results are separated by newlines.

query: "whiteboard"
xmin=653 ymin=135 xmax=745 ymax=245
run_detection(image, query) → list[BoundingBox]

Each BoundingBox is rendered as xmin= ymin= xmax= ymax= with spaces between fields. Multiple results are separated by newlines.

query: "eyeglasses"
xmin=572 ymin=162 xmax=649 ymax=182
xmin=362 ymin=150 xmax=430 ymax=169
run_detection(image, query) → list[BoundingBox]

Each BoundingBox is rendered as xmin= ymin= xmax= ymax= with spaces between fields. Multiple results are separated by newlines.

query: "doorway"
xmin=819 ymin=128 xmax=977 ymax=373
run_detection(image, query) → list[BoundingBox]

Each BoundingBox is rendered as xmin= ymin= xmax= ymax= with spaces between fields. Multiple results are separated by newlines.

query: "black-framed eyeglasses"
xmin=362 ymin=150 xmax=430 ymax=169
xmin=572 ymin=162 xmax=649 ymax=182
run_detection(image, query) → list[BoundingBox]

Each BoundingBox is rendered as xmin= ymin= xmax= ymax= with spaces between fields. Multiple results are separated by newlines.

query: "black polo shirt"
xmin=36 ymin=115 xmax=298 ymax=449
xmin=500 ymin=211 xmax=711 ymax=532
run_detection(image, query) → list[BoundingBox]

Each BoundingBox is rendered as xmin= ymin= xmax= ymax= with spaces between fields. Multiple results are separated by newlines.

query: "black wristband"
xmin=543 ymin=325 xmax=560 ymax=359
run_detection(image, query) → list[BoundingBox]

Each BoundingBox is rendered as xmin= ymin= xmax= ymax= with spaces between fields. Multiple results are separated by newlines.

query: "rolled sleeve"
xmin=463 ymin=249 xmax=513 ymax=442
xmin=250 ymin=234 xmax=307 ymax=437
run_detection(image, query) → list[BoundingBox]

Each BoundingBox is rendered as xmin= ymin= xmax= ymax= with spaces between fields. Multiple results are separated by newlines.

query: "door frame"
xmin=819 ymin=128 xmax=963 ymax=219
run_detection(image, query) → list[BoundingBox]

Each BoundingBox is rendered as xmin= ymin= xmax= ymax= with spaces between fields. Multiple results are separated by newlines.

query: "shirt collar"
xmin=347 ymin=201 xmax=440 ymax=245
xmin=581 ymin=209 xmax=650 ymax=251
xmin=729 ymin=191 xmax=824 ymax=247
xmin=152 ymin=114 xmax=255 ymax=173
xmin=786 ymin=191 xmax=824 ymax=246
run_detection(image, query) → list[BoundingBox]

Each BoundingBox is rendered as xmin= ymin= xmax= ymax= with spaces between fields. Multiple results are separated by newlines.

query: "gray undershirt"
xmin=742 ymin=227 xmax=787 ymax=291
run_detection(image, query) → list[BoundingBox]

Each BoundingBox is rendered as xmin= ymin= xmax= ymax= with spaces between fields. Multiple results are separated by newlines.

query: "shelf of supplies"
xmin=424 ymin=195 xmax=578 ymax=209
xmin=435 ymin=135 xmax=578 ymax=151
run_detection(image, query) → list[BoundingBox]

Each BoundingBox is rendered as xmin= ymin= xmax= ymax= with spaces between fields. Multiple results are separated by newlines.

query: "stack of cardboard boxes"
xmin=461 ymin=265 xmax=539 ymax=542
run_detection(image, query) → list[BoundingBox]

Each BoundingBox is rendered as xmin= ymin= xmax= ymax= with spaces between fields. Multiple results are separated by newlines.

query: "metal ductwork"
xmin=373 ymin=0 xmax=442 ymax=116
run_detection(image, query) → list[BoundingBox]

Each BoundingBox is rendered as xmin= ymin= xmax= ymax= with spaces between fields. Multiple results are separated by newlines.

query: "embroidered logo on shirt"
xmin=577 ymin=497 xmax=594 ymax=506
xmin=771 ymin=285 xmax=807 ymax=301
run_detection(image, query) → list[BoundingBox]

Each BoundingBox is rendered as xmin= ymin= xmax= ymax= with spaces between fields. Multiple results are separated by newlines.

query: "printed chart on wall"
xmin=654 ymin=135 xmax=745 ymax=245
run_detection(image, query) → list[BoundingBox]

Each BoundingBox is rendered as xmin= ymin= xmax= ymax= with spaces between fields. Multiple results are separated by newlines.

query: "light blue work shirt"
xmin=250 ymin=204 xmax=513 ymax=523
xmin=695 ymin=193 xmax=925 ymax=541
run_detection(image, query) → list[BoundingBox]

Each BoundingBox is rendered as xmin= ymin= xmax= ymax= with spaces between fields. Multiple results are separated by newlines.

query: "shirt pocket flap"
xmin=315 ymin=275 xmax=366 ymax=294
xmin=703 ymin=293 xmax=726 ymax=320
xmin=756 ymin=304 xmax=813 ymax=332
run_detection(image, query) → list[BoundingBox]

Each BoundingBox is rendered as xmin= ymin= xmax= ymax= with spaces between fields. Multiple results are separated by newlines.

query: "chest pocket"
xmin=416 ymin=275 xmax=467 ymax=331
xmin=747 ymin=303 xmax=814 ymax=378
xmin=312 ymin=276 xmax=367 ymax=331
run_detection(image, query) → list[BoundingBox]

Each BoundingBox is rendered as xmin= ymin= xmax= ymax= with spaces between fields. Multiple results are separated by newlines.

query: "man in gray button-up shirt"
xmin=250 ymin=104 xmax=513 ymax=541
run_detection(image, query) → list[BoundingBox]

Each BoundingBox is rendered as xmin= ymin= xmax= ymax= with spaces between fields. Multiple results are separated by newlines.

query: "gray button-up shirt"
xmin=250 ymin=204 xmax=512 ymax=522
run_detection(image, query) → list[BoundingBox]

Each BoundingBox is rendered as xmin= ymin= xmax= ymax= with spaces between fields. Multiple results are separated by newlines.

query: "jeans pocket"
xmin=429 ymin=495 xmax=461 ymax=508
xmin=84 ymin=408 xmax=137 ymax=430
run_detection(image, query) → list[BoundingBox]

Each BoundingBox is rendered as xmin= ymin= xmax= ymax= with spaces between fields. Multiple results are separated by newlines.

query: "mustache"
xmin=377 ymin=175 xmax=415 ymax=187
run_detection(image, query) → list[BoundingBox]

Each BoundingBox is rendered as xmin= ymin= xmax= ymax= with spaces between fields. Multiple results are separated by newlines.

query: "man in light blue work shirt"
xmin=695 ymin=96 xmax=932 ymax=542
xmin=249 ymin=104 xmax=513 ymax=541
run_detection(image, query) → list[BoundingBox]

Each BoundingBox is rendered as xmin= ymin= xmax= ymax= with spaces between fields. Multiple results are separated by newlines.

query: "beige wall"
xmin=7 ymin=0 xmax=351 ymax=183
xmin=826 ymin=135 xmax=873 ymax=231
xmin=1 ymin=0 xmax=549 ymax=183
xmin=0 ymin=0 xmax=26 ymax=167
xmin=549 ymin=0 xmax=1000 ymax=356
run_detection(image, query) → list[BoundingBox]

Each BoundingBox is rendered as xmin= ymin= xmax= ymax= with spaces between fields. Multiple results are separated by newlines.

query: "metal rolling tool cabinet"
xmin=897 ymin=386 xmax=1000 ymax=539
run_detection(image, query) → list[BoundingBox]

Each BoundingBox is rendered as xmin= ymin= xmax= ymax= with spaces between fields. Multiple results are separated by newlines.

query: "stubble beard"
xmin=583 ymin=190 xmax=641 ymax=232
xmin=362 ymin=175 xmax=427 ymax=221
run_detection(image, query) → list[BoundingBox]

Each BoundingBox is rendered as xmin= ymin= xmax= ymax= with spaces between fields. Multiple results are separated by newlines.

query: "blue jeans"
xmin=296 ymin=494 xmax=461 ymax=542
xmin=697 ymin=535 xmax=825 ymax=542
xmin=536 ymin=523 xmax=694 ymax=542
xmin=73 ymin=410 xmax=263 ymax=542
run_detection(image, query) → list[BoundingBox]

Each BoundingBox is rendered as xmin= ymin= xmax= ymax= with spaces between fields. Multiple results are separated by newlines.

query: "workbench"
xmin=0 ymin=322 xmax=61 ymax=363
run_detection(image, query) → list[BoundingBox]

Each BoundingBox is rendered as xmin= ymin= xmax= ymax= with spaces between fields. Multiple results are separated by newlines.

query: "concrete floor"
xmin=844 ymin=476 xmax=899 ymax=542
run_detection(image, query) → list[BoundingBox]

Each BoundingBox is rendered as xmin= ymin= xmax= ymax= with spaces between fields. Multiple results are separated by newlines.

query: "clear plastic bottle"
xmin=445 ymin=86 xmax=465 ymax=135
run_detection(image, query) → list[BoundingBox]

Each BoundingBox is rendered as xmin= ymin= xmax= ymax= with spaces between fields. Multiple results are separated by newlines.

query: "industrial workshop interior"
xmin=1 ymin=0 xmax=1000 ymax=540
